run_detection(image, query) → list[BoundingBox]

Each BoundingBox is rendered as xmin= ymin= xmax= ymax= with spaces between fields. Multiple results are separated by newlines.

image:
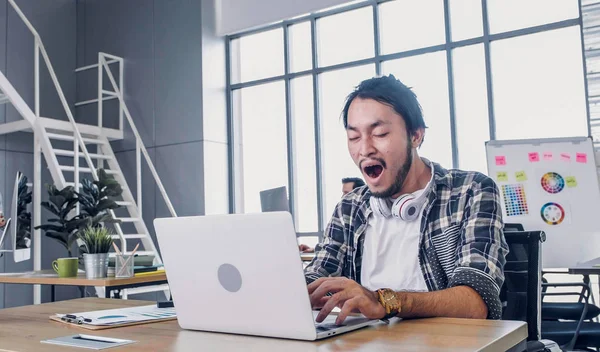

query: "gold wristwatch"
xmin=376 ymin=288 xmax=401 ymax=319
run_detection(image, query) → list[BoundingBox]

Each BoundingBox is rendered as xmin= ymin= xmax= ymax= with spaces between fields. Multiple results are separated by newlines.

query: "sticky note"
xmin=561 ymin=153 xmax=571 ymax=162
xmin=515 ymin=171 xmax=527 ymax=182
xmin=543 ymin=152 xmax=552 ymax=161
xmin=495 ymin=156 xmax=506 ymax=166
xmin=566 ymin=176 xmax=577 ymax=188
xmin=497 ymin=171 xmax=508 ymax=182
xmin=576 ymin=153 xmax=587 ymax=163
xmin=528 ymin=152 xmax=540 ymax=162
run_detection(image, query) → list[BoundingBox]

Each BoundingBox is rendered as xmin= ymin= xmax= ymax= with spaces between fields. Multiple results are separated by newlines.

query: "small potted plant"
xmin=79 ymin=226 xmax=114 ymax=279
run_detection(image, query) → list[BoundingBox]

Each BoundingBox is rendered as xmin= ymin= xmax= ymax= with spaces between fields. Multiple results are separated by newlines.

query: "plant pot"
xmin=83 ymin=253 xmax=109 ymax=279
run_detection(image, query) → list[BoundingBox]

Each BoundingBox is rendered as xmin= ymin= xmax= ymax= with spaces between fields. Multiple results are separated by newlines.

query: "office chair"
xmin=505 ymin=224 xmax=600 ymax=321
xmin=504 ymin=224 xmax=600 ymax=349
xmin=501 ymin=231 xmax=545 ymax=345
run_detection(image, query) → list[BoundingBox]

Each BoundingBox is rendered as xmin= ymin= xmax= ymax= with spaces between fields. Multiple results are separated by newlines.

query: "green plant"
xmin=16 ymin=174 xmax=32 ymax=249
xmin=35 ymin=185 xmax=89 ymax=257
xmin=78 ymin=226 xmax=114 ymax=254
xmin=77 ymin=169 xmax=123 ymax=228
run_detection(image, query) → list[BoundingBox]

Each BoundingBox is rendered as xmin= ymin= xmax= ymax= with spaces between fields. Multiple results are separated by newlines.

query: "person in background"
xmin=299 ymin=177 xmax=366 ymax=253
xmin=342 ymin=177 xmax=365 ymax=196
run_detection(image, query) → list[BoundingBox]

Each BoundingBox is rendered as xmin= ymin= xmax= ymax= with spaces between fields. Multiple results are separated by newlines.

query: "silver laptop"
xmin=154 ymin=212 xmax=377 ymax=340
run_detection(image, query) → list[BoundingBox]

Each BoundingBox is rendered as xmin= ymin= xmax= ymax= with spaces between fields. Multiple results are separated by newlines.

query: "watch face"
xmin=380 ymin=289 xmax=400 ymax=311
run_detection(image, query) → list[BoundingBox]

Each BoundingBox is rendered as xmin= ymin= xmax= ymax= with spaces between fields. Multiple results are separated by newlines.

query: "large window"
xmin=227 ymin=0 xmax=587 ymax=231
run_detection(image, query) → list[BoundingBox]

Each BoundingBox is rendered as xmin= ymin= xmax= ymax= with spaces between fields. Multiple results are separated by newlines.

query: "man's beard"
xmin=370 ymin=141 xmax=413 ymax=199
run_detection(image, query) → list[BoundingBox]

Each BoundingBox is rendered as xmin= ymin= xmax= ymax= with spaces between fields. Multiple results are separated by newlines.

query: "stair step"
xmin=46 ymin=132 xmax=106 ymax=144
xmin=59 ymin=166 xmax=118 ymax=174
xmin=0 ymin=93 xmax=9 ymax=105
xmin=115 ymin=217 xmax=142 ymax=223
xmin=53 ymin=149 xmax=113 ymax=160
xmin=111 ymin=234 xmax=147 ymax=239
xmin=115 ymin=201 xmax=133 ymax=207
xmin=109 ymin=250 xmax=155 ymax=257
xmin=65 ymin=182 xmax=128 ymax=191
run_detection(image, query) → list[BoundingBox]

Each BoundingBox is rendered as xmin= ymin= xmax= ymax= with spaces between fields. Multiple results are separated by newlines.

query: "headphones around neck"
xmin=369 ymin=164 xmax=434 ymax=221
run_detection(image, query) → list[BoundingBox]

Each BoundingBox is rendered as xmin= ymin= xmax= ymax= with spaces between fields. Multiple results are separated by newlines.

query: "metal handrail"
xmin=99 ymin=53 xmax=177 ymax=217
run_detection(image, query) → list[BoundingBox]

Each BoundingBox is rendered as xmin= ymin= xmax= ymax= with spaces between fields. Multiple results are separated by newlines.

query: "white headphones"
xmin=369 ymin=164 xmax=434 ymax=221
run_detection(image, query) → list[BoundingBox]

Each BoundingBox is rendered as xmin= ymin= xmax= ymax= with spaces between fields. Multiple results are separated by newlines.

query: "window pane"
xmin=379 ymin=0 xmax=445 ymax=54
xmin=488 ymin=0 xmax=579 ymax=34
xmin=230 ymin=29 xmax=284 ymax=83
xmin=289 ymin=22 xmax=312 ymax=73
xmin=291 ymin=76 xmax=318 ymax=231
xmin=450 ymin=0 xmax=483 ymax=41
xmin=453 ymin=44 xmax=489 ymax=173
xmin=492 ymin=27 xmax=587 ymax=140
xmin=382 ymin=52 xmax=453 ymax=169
xmin=317 ymin=7 xmax=374 ymax=67
xmin=320 ymin=65 xmax=375 ymax=221
xmin=235 ymin=82 xmax=288 ymax=213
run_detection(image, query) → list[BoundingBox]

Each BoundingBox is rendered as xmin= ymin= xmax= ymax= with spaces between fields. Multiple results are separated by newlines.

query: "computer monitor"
xmin=259 ymin=186 xmax=289 ymax=213
xmin=12 ymin=171 xmax=31 ymax=262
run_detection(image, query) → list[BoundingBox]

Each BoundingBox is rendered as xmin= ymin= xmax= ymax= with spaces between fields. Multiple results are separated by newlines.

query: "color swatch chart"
xmin=501 ymin=184 xmax=529 ymax=217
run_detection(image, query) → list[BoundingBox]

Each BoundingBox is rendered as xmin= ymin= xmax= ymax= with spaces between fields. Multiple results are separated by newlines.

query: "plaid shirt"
xmin=304 ymin=160 xmax=508 ymax=319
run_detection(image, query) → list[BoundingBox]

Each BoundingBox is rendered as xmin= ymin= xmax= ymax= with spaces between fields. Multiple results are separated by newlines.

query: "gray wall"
xmin=77 ymin=0 xmax=222 ymax=300
xmin=0 ymin=0 xmax=79 ymax=308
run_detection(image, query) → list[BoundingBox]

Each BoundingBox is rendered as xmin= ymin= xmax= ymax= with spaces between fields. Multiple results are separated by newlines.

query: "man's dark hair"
xmin=341 ymin=74 xmax=427 ymax=138
xmin=342 ymin=177 xmax=365 ymax=188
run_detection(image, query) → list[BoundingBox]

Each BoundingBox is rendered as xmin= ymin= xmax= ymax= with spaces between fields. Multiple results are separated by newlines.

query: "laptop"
xmin=153 ymin=212 xmax=378 ymax=340
xmin=259 ymin=186 xmax=289 ymax=212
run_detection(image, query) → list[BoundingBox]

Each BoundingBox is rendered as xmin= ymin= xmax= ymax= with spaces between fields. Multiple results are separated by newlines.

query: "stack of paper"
xmin=55 ymin=305 xmax=176 ymax=327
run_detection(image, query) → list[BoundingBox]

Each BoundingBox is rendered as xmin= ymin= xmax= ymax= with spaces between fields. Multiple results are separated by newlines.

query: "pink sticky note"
xmin=528 ymin=152 xmax=540 ymax=162
xmin=561 ymin=153 xmax=571 ymax=162
xmin=495 ymin=156 xmax=506 ymax=166
xmin=543 ymin=152 xmax=552 ymax=161
xmin=576 ymin=152 xmax=587 ymax=163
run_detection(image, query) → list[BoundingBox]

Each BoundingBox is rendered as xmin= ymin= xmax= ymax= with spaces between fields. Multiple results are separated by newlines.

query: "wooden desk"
xmin=0 ymin=298 xmax=527 ymax=351
xmin=0 ymin=270 xmax=167 ymax=301
xmin=301 ymin=252 xmax=316 ymax=262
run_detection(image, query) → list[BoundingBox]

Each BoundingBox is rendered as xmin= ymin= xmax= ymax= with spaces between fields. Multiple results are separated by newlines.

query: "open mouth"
xmin=361 ymin=159 xmax=385 ymax=181
xmin=364 ymin=165 xmax=383 ymax=179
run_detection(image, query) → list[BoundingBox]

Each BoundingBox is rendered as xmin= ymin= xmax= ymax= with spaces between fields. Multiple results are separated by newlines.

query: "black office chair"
xmin=505 ymin=223 xmax=600 ymax=322
xmin=501 ymin=230 xmax=545 ymax=346
xmin=504 ymin=224 xmax=600 ymax=349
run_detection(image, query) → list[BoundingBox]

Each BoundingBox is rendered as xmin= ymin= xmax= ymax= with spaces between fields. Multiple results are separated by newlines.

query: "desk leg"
xmin=78 ymin=286 xmax=85 ymax=298
xmin=51 ymin=285 xmax=55 ymax=302
xmin=105 ymin=287 xmax=111 ymax=298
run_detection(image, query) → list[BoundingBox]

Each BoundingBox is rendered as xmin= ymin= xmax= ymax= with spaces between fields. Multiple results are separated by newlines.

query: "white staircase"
xmin=0 ymin=0 xmax=176 ymax=301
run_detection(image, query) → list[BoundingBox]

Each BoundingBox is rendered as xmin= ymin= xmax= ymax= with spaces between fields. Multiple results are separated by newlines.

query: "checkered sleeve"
xmin=304 ymin=200 xmax=348 ymax=284
xmin=449 ymin=174 xmax=508 ymax=320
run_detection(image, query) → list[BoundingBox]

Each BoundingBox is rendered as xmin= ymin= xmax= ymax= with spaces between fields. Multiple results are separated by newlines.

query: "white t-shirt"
xmin=360 ymin=189 xmax=429 ymax=292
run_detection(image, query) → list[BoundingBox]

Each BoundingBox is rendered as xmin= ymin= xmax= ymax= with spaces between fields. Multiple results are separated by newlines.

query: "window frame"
xmin=225 ymin=0 xmax=588 ymax=231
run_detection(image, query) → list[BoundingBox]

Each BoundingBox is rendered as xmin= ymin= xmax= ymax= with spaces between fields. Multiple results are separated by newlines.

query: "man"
xmin=299 ymin=177 xmax=367 ymax=253
xmin=304 ymin=75 xmax=507 ymax=325
xmin=342 ymin=177 xmax=365 ymax=196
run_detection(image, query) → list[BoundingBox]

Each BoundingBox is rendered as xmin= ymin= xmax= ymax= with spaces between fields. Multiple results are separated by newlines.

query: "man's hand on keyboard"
xmin=308 ymin=277 xmax=385 ymax=325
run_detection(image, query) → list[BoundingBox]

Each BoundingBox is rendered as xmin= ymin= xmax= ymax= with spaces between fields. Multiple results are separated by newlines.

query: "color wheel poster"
xmin=486 ymin=137 xmax=600 ymax=268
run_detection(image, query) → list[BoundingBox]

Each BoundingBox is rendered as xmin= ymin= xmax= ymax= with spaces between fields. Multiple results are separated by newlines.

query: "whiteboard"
xmin=486 ymin=136 xmax=600 ymax=268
